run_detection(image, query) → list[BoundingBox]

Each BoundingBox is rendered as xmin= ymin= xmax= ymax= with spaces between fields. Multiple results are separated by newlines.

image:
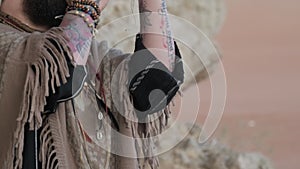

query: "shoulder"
xmin=0 ymin=23 xmax=28 ymax=45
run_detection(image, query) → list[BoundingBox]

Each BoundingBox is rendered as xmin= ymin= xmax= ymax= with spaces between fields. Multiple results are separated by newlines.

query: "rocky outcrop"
xmin=158 ymin=124 xmax=274 ymax=169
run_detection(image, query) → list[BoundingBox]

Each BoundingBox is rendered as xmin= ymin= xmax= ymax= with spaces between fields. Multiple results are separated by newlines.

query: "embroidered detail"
xmin=129 ymin=60 xmax=160 ymax=92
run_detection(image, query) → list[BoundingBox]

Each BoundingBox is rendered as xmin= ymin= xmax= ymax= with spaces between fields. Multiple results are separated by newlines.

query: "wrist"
xmin=65 ymin=0 xmax=103 ymax=35
xmin=67 ymin=10 xmax=94 ymax=30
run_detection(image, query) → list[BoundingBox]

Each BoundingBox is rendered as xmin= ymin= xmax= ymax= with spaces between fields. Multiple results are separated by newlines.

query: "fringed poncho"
xmin=0 ymin=21 xmax=179 ymax=169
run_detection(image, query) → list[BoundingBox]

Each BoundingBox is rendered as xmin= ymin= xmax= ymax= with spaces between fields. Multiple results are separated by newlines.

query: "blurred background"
xmin=200 ymin=0 xmax=300 ymax=169
xmin=101 ymin=0 xmax=300 ymax=168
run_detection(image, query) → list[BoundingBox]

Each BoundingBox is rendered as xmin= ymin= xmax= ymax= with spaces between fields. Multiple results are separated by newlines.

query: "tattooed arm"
xmin=126 ymin=0 xmax=183 ymax=115
xmin=59 ymin=0 xmax=110 ymax=65
xmin=42 ymin=1 xmax=111 ymax=112
xmin=60 ymin=13 xmax=93 ymax=65
xmin=138 ymin=0 xmax=175 ymax=71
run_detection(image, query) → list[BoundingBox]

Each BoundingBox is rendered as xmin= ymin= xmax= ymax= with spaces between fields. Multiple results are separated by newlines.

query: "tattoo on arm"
xmin=159 ymin=0 xmax=175 ymax=69
xmin=139 ymin=0 xmax=153 ymax=31
xmin=140 ymin=9 xmax=153 ymax=31
xmin=60 ymin=14 xmax=92 ymax=65
xmin=157 ymin=8 xmax=168 ymax=49
xmin=138 ymin=0 xmax=176 ymax=70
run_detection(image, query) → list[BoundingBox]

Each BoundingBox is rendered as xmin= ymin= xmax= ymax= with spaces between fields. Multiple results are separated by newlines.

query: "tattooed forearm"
xmin=138 ymin=0 xmax=175 ymax=70
xmin=139 ymin=0 xmax=147 ymax=12
xmin=139 ymin=0 xmax=153 ymax=31
xmin=60 ymin=13 xmax=92 ymax=65
xmin=140 ymin=9 xmax=153 ymax=31
xmin=160 ymin=0 xmax=175 ymax=69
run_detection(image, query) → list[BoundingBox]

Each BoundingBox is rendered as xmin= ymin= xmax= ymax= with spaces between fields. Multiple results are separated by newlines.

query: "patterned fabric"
xmin=0 ymin=17 xmax=173 ymax=169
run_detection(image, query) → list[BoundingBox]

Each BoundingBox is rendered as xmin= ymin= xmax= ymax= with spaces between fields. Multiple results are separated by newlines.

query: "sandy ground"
xmin=192 ymin=1 xmax=300 ymax=169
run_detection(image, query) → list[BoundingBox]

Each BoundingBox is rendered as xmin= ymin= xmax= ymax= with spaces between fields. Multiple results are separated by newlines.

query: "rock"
xmin=100 ymin=0 xmax=226 ymax=37
xmin=158 ymin=124 xmax=274 ymax=169
xmin=97 ymin=0 xmax=226 ymax=90
xmin=236 ymin=153 xmax=274 ymax=169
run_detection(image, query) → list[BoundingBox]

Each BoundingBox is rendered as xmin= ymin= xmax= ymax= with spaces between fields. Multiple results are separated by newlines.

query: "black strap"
xmin=128 ymin=34 xmax=184 ymax=118
xmin=43 ymin=65 xmax=87 ymax=114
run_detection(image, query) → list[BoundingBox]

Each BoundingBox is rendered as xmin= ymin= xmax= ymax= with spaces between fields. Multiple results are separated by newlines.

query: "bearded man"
xmin=0 ymin=0 xmax=183 ymax=168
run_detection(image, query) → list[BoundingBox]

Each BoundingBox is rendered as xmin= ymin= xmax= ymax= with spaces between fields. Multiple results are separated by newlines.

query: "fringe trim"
xmin=13 ymin=28 xmax=73 ymax=169
xmin=39 ymin=117 xmax=60 ymax=169
xmin=116 ymin=57 xmax=172 ymax=169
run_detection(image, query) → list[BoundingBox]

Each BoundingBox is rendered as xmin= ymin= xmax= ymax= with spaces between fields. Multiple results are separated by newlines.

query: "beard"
xmin=23 ymin=0 xmax=67 ymax=28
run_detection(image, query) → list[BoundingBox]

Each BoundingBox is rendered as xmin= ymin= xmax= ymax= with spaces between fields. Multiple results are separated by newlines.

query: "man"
xmin=0 ymin=0 xmax=183 ymax=168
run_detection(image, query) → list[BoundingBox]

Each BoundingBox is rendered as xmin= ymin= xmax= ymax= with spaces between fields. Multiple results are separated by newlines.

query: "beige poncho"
xmin=0 ymin=21 xmax=172 ymax=169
